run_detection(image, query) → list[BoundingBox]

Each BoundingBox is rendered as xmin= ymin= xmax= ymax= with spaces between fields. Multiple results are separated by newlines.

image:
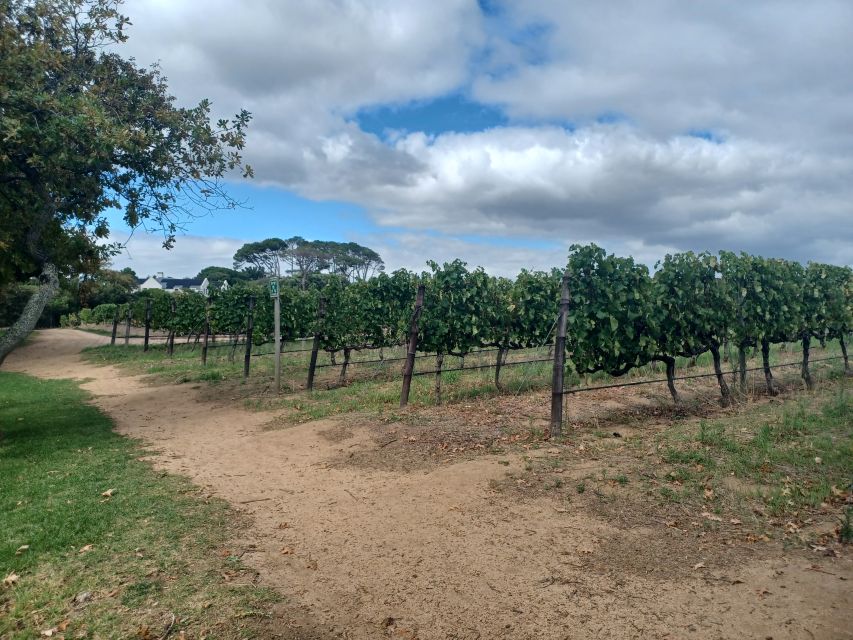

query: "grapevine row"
xmin=82 ymin=245 xmax=853 ymax=402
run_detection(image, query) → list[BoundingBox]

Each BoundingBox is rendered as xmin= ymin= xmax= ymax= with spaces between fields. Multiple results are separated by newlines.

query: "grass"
xmin=81 ymin=334 xmax=848 ymax=429
xmin=81 ymin=340 xmax=554 ymax=423
xmin=0 ymin=372 xmax=280 ymax=639
xmin=656 ymin=379 xmax=853 ymax=516
xmin=505 ymin=374 xmax=852 ymax=542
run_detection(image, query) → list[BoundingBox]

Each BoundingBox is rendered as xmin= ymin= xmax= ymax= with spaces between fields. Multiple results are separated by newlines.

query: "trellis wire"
xmin=412 ymin=357 xmax=552 ymax=377
xmin=561 ymin=355 xmax=843 ymax=395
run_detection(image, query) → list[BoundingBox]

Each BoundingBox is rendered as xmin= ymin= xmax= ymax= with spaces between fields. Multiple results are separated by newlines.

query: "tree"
xmin=0 ymin=0 xmax=252 ymax=365
xmin=325 ymin=242 xmax=385 ymax=281
xmin=232 ymin=238 xmax=287 ymax=277
xmin=196 ymin=265 xmax=254 ymax=286
xmin=283 ymin=236 xmax=330 ymax=290
xmin=78 ymin=267 xmax=138 ymax=307
xmin=281 ymin=238 xmax=384 ymax=288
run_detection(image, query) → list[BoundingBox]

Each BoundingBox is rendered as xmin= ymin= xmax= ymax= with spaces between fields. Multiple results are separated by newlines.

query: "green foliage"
xmin=91 ymin=303 xmax=118 ymax=324
xmin=78 ymin=269 xmax=137 ymax=307
xmin=419 ymin=260 xmax=496 ymax=355
xmin=489 ymin=270 xmax=562 ymax=349
xmin=59 ymin=313 xmax=79 ymax=327
xmin=806 ymin=263 xmax=853 ymax=342
xmin=1 ymin=0 xmax=252 ymax=283
xmin=232 ymin=238 xmax=288 ymax=277
xmin=315 ymin=270 xmax=416 ymax=351
xmin=566 ymin=244 xmax=657 ymax=375
xmin=195 ymin=265 xmax=256 ymax=286
xmin=75 ymin=242 xmax=852 ymax=402
xmin=653 ymin=251 xmax=729 ymax=357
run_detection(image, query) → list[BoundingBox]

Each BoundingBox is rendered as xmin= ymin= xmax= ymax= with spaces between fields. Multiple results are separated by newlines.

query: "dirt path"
xmin=5 ymin=329 xmax=852 ymax=640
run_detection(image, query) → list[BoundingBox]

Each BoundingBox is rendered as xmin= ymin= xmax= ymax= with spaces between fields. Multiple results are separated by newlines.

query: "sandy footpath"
xmin=5 ymin=329 xmax=852 ymax=639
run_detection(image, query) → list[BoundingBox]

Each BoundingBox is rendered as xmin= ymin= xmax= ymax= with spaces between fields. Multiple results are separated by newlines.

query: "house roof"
xmin=160 ymin=277 xmax=203 ymax=289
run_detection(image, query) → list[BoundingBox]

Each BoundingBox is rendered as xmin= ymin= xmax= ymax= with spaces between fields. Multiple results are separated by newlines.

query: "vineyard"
xmin=72 ymin=244 xmax=853 ymax=428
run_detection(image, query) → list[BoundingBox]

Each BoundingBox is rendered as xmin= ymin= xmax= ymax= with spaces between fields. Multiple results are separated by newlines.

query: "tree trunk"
xmin=330 ymin=350 xmax=337 ymax=366
xmin=0 ymin=263 xmax=60 ymax=367
xmin=339 ymin=347 xmax=352 ymax=385
xmin=435 ymin=353 xmax=444 ymax=405
xmin=710 ymin=343 xmax=731 ymax=406
xmin=494 ymin=347 xmax=508 ymax=391
xmin=737 ymin=346 xmax=747 ymax=392
xmin=761 ymin=339 xmax=778 ymax=396
xmin=841 ymin=334 xmax=850 ymax=375
xmin=801 ymin=335 xmax=813 ymax=390
xmin=660 ymin=356 xmax=680 ymax=404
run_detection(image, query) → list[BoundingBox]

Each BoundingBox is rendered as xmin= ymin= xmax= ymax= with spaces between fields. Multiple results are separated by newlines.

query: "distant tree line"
xmin=231 ymin=237 xmax=384 ymax=289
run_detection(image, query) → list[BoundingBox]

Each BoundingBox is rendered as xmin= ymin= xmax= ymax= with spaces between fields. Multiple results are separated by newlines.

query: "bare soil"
xmin=5 ymin=329 xmax=852 ymax=640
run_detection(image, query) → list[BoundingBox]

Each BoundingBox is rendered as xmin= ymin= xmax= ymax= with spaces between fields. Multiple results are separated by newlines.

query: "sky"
xmin=108 ymin=0 xmax=853 ymax=278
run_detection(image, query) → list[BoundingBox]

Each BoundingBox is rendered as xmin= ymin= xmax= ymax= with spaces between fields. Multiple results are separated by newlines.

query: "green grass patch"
xmin=658 ymin=380 xmax=853 ymax=516
xmin=82 ymin=342 xmax=553 ymax=422
xmin=0 ymin=372 xmax=279 ymax=639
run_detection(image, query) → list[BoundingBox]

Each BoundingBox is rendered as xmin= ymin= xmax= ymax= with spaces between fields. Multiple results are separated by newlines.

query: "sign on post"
xmin=269 ymin=279 xmax=279 ymax=298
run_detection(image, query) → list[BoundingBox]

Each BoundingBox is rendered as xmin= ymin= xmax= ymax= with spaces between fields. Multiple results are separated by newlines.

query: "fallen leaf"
xmin=692 ymin=562 xmax=706 ymax=570
xmin=15 ymin=545 xmax=29 ymax=555
xmin=730 ymin=518 xmax=742 ymax=525
xmin=704 ymin=488 xmax=715 ymax=500
xmin=3 ymin=572 xmax=20 ymax=587
xmin=280 ymin=547 xmax=294 ymax=555
xmin=701 ymin=512 xmax=723 ymax=522
xmin=40 ymin=628 xmax=57 ymax=637
xmin=101 ymin=488 xmax=116 ymax=498
xmin=78 ymin=544 xmax=93 ymax=554
xmin=57 ymin=620 xmax=70 ymax=632
xmin=277 ymin=522 xmax=290 ymax=529
xmin=814 ymin=456 xmax=822 ymax=464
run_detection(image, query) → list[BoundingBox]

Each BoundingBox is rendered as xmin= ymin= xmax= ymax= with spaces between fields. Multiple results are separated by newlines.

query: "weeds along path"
xmin=5 ymin=329 xmax=852 ymax=640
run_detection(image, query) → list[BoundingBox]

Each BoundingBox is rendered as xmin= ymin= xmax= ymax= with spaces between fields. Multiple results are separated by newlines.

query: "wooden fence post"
xmin=167 ymin=298 xmax=176 ymax=356
xmin=243 ymin=296 xmax=255 ymax=380
xmin=124 ymin=307 xmax=132 ymax=345
xmin=306 ymin=297 xmax=326 ymax=391
xmin=549 ymin=272 xmax=570 ymax=438
xmin=201 ymin=299 xmax=211 ymax=366
xmin=143 ymin=299 xmax=152 ymax=352
xmin=110 ymin=308 xmax=119 ymax=346
xmin=400 ymin=284 xmax=425 ymax=408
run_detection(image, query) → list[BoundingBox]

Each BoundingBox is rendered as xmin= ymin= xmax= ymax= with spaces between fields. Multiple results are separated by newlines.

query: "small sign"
xmin=269 ymin=279 xmax=279 ymax=298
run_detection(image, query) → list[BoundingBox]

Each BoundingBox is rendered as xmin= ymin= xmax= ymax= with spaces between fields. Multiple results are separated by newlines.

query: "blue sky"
xmin=110 ymin=0 xmax=853 ymax=277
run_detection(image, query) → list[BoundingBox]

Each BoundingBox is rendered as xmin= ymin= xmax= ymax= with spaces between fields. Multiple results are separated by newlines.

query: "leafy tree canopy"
xmin=232 ymin=238 xmax=287 ymax=277
xmin=0 ymin=0 xmax=252 ymax=364
xmin=196 ymin=265 xmax=257 ymax=285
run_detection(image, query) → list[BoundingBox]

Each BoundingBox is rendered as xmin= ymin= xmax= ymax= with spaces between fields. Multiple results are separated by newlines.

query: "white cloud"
xmin=107 ymin=232 xmax=247 ymax=278
xmin=112 ymin=0 xmax=853 ymax=267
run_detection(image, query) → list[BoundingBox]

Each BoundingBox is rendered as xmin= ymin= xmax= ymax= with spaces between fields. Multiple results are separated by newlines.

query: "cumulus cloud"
xmin=108 ymin=232 xmax=247 ymax=278
xmin=114 ymin=0 xmax=853 ymax=268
